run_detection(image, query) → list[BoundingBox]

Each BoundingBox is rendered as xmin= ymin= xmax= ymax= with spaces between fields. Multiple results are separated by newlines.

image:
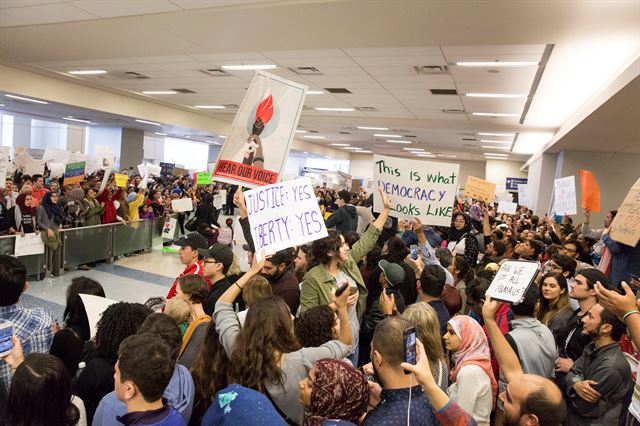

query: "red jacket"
xmin=99 ymin=188 xmax=122 ymax=224
xmin=166 ymin=260 xmax=212 ymax=300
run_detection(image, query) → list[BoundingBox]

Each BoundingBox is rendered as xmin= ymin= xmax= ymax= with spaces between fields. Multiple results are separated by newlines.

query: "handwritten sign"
xmin=196 ymin=172 xmax=212 ymax=185
xmin=213 ymin=71 xmax=307 ymax=188
xmin=14 ymin=233 xmax=45 ymax=256
xmin=14 ymin=151 xmax=44 ymax=176
xmin=486 ymin=260 xmax=540 ymax=304
xmin=518 ymin=184 xmax=530 ymax=208
xmin=553 ymin=176 xmax=577 ymax=216
xmin=171 ymin=198 xmax=193 ymax=213
xmin=373 ymin=155 xmax=459 ymax=227
xmin=80 ymin=294 xmax=118 ymax=338
xmin=610 ymin=177 xmax=640 ymax=247
xmin=114 ymin=173 xmax=128 ymax=188
xmin=63 ymin=161 xmax=86 ymax=185
xmin=162 ymin=218 xmax=177 ymax=239
xmin=497 ymin=201 xmax=517 ymax=215
xmin=213 ymin=193 xmax=224 ymax=209
xmin=464 ymin=176 xmax=496 ymax=203
xmin=245 ymin=177 xmax=327 ymax=261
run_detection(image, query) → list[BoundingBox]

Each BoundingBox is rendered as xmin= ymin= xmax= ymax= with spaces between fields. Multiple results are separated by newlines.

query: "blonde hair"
xmin=242 ymin=275 xmax=272 ymax=307
xmin=402 ymin=302 xmax=445 ymax=362
xmin=164 ymin=297 xmax=190 ymax=324
xmin=226 ymin=253 xmax=242 ymax=277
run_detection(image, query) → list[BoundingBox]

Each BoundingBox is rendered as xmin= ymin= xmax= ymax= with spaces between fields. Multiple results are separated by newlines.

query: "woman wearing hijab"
xmin=447 ymin=212 xmax=480 ymax=267
xmin=299 ymin=359 xmax=369 ymax=426
xmin=14 ymin=192 xmax=38 ymax=236
xmin=444 ymin=315 xmax=497 ymax=426
xmin=37 ymin=191 xmax=63 ymax=276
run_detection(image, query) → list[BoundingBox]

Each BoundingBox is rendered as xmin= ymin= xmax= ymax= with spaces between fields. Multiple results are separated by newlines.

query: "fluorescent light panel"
xmin=386 ymin=140 xmax=412 ymax=144
xmin=62 ymin=117 xmax=91 ymax=124
xmin=307 ymin=90 xmax=324 ymax=95
xmin=143 ymin=90 xmax=177 ymax=95
xmin=484 ymin=153 xmax=509 ymax=157
xmin=331 ymin=143 xmax=350 ymax=146
xmin=478 ymin=132 xmax=515 ymax=137
xmin=403 ymin=148 xmax=424 ymax=151
xmin=5 ymin=94 xmax=48 ymax=104
xmin=374 ymin=134 xmax=401 ymax=138
xmin=358 ymin=150 xmax=372 ymax=153
xmin=456 ymin=61 xmax=538 ymax=67
xmin=481 ymin=146 xmax=510 ymax=150
xmin=344 ymin=147 xmax=362 ymax=150
xmin=480 ymin=139 xmax=512 ymax=144
xmin=68 ymin=70 xmax=107 ymax=75
xmin=304 ymin=135 xmax=326 ymax=139
xmin=295 ymin=130 xmax=307 ymax=134
xmin=221 ymin=64 xmax=276 ymax=71
xmin=357 ymin=126 xmax=389 ymax=130
xmin=135 ymin=119 xmax=162 ymax=126
xmin=314 ymin=107 xmax=354 ymax=112
xmin=154 ymin=132 xmax=167 ymax=136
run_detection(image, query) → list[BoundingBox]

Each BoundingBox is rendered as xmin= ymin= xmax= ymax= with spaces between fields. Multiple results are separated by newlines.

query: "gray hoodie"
xmin=325 ymin=204 xmax=358 ymax=235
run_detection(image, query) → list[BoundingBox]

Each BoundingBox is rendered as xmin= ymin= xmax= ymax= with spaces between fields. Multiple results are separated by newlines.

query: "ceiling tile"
xmin=0 ymin=2 xmax=95 ymax=24
xmin=170 ymin=0 xmax=274 ymax=9
xmin=344 ymin=47 xmax=443 ymax=57
xmin=0 ymin=0 xmax=62 ymax=8
xmin=190 ymin=52 xmax=268 ymax=62
xmin=352 ymin=55 xmax=447 ymax=67
xmin=130 ymin=55 xmax=197 ymax=64
xmin=70 ymin=0 xmax=180 ymax=17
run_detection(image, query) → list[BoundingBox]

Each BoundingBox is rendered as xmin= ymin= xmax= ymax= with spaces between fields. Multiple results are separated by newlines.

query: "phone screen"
xmin=404 ymin=327 xmax=417 ymax=367
xmin=410 ymin=245 xmax=418 ymax=260
xmin=0 ymin=323 xmax=13 ymax=355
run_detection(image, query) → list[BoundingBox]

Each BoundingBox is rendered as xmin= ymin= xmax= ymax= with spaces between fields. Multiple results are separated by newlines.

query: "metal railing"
xmin=0 ymin=217 xmax=179 ymax=278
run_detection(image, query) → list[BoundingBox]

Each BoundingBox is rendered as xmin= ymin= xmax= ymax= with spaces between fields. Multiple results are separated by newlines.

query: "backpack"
xmin=217 ymin=227 xmax=233 ymax=246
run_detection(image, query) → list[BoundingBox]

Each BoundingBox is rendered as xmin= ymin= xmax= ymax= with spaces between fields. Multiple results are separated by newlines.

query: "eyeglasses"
xmin=203 ymin=258 xmax=220 ymax=265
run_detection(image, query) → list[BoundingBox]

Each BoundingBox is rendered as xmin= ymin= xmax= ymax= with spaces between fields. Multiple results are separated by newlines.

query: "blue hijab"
xmin=42 ymin=192 xmax=62 ymax=225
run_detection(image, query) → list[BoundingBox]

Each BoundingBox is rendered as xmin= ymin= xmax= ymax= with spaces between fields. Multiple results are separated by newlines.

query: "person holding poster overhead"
xmin=447 ymin=212 xmax=479 ymax=267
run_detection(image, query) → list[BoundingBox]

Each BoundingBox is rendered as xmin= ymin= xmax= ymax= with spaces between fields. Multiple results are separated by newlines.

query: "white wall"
xmin=527 ymin=153 xmax=559 ymax=216
xmin=143 ymin=134 xmax=164 ymax=163
xmin=30 ymin=119 xmax=67 ymax=150
xmin=485 ymin=160 xmax=527 ymax=187
xmin=85 ymin=126 xmax=122 ymax=158
xmin=350 ymin=153 xmax=373 ymax=178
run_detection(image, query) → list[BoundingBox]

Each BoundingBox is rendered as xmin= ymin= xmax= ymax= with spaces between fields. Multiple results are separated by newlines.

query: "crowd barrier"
xmin=1 ymin=218 xmax=174 ymax=279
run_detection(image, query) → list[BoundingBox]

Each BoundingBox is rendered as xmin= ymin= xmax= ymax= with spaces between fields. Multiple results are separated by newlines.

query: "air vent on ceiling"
xmin=403 ymin=135 xmax=417 ymax=138
xmin=355 ymin=106 xmax=378 ymax=112
xmin=113 ymin=71 xmax=150 ymax=79
xmin=326 ymin=88 xmax=352 ymax=94
xmin=430 ymin=89 xmax=458 ymax=95
xmin=459 ymin=132 xmax=475 ymax=136
xmin=223 ymin=104 xmax=239 ymax=109
xmin=414 ymin=65 xmax=449 ymax=75
xmin=462 ymin=138 xmax=477 ymax=141
xmin=339 ymin=131 xmax=351 ymax=135
xmin=200 ymin=68 xmax=230 ymax=77
xmin=308 ymin=130 xmax=319 ymax=133
xmin=289 ymin=66 xmax=323 ymax=75
xmin=172 ymin=88 xmax=196 ymax=94
xmin=442 ymin=109 xmax=466 ymax=114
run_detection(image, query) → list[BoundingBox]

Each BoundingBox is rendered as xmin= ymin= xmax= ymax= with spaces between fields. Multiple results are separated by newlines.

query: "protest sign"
xmin=245 ymin=177 xmax=327 ymax=261
xmin=95 ymin=145 xmax=115 ymax=170
xmin=171 ymin=198 xmax=193 ymax=213
xmin=80 ymin=294 xmax=118 ymax=338
xmin=63 ymin=161 xmax=86 ymax=185
xmin=373 ymin=154 xmax=459 ymax=227
xmin=213 ymin=71 xmax=307 ymax=188
xmin=160 ymin=162 xmax=175 ymax=176
xmin=579 ymin=169 xmax=601 ymax=212
xmin=42 ymin=147 xmax=69 ymax=163
xmin=213 ymin=193 xmax=224 ymax=209
xmin=196 ymin=172 xmax=212 ymax=185
xmin=162 ymin=218 xmax=177 ymax=239
xmin=14 ymin=151 xmax=44 ymax=176
xmin=49 ymin=162 xmax=65 ymax=179
xmin=114 ymin=173 xmax=128 ymax=188
xmin=497 ymin=201 xmax=517 ymax=215
xmin=14 ymin=233 xmax=45 ymax=256
xmin=517 ymin=184 xmax=530 ymax=208
xmin=172 ymin=167 xmax=188 ymax=177
xmin=486 ymin=260 xmax=540 ymax=304
xmin=0 ymin=147 xmax=9 ymax=185
xmin=553 ymin=176 xmax=577 ymax=216
xmin=610 ymin=177 xmax=640 ymax=247
xmin=463 ymin=176 xmax=496 ymax=203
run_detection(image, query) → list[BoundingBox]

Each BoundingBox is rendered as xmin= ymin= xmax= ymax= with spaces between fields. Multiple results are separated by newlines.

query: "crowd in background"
xmin=0 ymin=167 xmax=639 ymax=426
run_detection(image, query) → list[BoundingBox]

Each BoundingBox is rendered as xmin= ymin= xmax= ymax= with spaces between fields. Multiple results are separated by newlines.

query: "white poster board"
xmin=610 ymin=177 xmax=640 ymax=247
xmin=14 ymin=233 xmax=45 ymax=256
xmin=518 ymin=184 xmax=530 ymax=208
xmin=213 ymin=193 xmax=224 ymax=209
xmin=497 ymin=201 xmax=517 ymax=215
xmin=80 ymin=294 xmax=118 ymax=338
xmin=0 ymin=147 xmax=9 ymax=185
xmin=42 ymin=147 xmax=69 ymax=163
xmin=14 ymin=151 xmax=44 ymax=176
xmin=95 ymin=145 xmax=115 ymax=170
xmin=553 ymin=176 xmax=577 ymax=216
xmin=162 ymin=218 xmax=177 ymax=239
xmin=486 ymin=260 xmax=540 ymax=304
xmin=171 ymin=198 xmax=193 ymax=213
xmin=212 ymin=71 xmax=307 ymax=188
xmin=373 ymin=154 xmax=460 ymax=227
xmin=245 ymin=177 xmax=327 ymax=261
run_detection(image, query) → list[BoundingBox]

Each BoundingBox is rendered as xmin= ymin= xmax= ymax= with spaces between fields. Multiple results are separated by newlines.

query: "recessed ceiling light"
xmin=478 ymin=132 xmax=515 ymax=137
xmin=465 ymin=93 xmax=527 ymax=98
xmin=480 ymin=139 xmax=512 ymax=144
xmin=440 ymin=155 xmax=458 ymax=158
xmin=304 ymin=135 xmax=326 ymax=139
xmin=344 ymin=147 xmax=362 ymax=150
xmin=142 ymin=90 xmax=177 ymax=95
xmin=194 ymin=105 xmax=226 ymax=109
xmin=221 ymin=64 xmax=277 ymax=71
xmin=358 ymin=150 xmax=372 ymax=153
xmin=481 ymin=146 xmax=510 ymax=150
xmin=314 ymin=107 xmax=355 ymax=112
xmin=386 ymin=140 xmax=412 ymax=144
xmin=135 ymin=119 xmax=162 ymax=126
xmin=307 ymin=90 xmax=324 ymax=95
xmin=331 ymin=143 xmax=350 ymax=146
xmin=456 ymin=61 xmax=538 ymax=67
xmin=62 ymin=116 xmax=91 ymax=124
xmin=416 ymin=154 xmax=436 ymax=157
xmin=68 ymin=70 xmax=107 ymax=75
xmin=154 ymin=132 xmax=167 ymax=136
xmin=374 ymin=134 xmax=401 ymax=138
xmin=5 ymin=94 xmax=48 ymax=104
xmin=403 ymin=148 xmax=424 ymax=151
xmin=484 ymin=156 xmax=508 ymax=160
xmin=472 ymin=112 xmax=520 ymax=117
xmin=357 ymin=126 xmax=389 ymax=130
xmin=295 ymin=130 xmax=307 ymax=134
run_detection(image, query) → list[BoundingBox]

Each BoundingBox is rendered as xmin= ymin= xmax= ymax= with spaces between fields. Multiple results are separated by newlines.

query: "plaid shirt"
xmin=0 ymin=303 xmax=53 ymax=388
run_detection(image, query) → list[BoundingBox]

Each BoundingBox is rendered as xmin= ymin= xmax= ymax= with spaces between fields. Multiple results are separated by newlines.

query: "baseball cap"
xmin=198 ymin=244 xmax=234 ymax=270
xmin=174 ymin=232 xmax=208 ymax=250
xmin=378 ymin=260 xmax=406 ymax=287
xmin=202 ymin=384 xmax=286 ymax=426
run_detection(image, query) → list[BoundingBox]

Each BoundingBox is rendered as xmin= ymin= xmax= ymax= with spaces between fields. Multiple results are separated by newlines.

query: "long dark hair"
xmin=229 ymin=296 xmax=300 ymax=392
xmin=309 ymin=230 xmax=342 ymax=268
xmin=452 ymin=255 xmax=475 ymax=284
xmin=536 ymin=272 xmax=570 ymax=325
xmin=6 ymin=353 xmax=79 ymax=426
xmin=62 ymin=277 xmax=105 ymax=342
xmin=189 ymin=322 xmax=230 ymax=421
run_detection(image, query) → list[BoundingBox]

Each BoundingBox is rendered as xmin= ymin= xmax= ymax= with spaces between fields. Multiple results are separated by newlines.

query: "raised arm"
xmin=371 ymin=186 xmax=391 ymax=231
xmin=482 ymin=296 xmax=523 ymax=382
xmin=218 ymin=255 xmax=264 ymax=304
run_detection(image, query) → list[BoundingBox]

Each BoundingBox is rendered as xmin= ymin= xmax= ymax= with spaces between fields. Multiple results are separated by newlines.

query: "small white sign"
xmin=171 ymin=198 xmax=193 ymax=213
xmin=518 ymin=184 xmax=530 ymax=208
xmin=486 ymin=260 xmax=540 ymax=304
xmin=162 ymin=218 xmax=177 ymax=239
xmin=80 ymin=294 xmax=118 ymax=338
xmin=14 ymin=233 xmax=45 ymax=256
xmin=553 ymin=176 xmax=577 ymax=216
xmin=213 ymin=193 xmax=224 ymax=209
xmin=497 ymin=201 xmax=517 ymax=215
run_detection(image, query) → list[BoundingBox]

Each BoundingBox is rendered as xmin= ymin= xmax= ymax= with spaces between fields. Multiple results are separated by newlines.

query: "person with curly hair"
xmin=74 ymin=302 xmax=151 ymax=424
xmin=295 ymin=305 xmax=339 ymax=348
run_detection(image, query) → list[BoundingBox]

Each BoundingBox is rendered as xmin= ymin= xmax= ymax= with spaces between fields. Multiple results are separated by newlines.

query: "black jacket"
xmin=325 ymin=205 xmax=358 ymax=235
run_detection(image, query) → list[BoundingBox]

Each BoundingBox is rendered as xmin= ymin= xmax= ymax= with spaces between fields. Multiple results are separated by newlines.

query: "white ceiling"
xmin=0 ymin=0 xmax=638 ymax=163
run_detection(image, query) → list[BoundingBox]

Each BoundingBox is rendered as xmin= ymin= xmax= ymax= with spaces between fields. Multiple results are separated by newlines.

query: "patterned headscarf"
xmin=448 ymin=315 xmax=497 ymax=404
xmin=16 ymin=193 xmax=36 ymax=216
xmin=304 ymin=359 xmax=369 ymax=426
